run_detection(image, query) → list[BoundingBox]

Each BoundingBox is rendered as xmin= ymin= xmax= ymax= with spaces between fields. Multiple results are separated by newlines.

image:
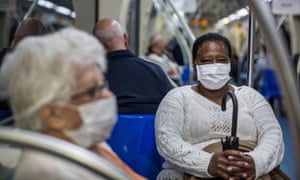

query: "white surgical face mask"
xmin=196 ymin=63 xmax=231 ymax=90
xmin=64 ymin=97 xmax=117 ymax=148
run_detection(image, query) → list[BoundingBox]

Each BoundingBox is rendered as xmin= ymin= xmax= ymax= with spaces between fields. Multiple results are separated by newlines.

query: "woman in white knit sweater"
xmin=155 ymin=33 xmax=284 ymax=180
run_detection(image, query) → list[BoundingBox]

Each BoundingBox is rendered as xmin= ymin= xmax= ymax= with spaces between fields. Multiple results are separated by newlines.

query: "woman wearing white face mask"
xmin=0 ymin=28 xmax=145 ymax=180
xmin=155 ymin=33 xmax=284 ymax=179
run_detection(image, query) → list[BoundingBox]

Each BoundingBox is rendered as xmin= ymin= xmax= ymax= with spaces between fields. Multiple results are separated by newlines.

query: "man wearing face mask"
xmin=155 ymin=33 xmax=284 ymax=179
xmin=0 ymin=28 xmax=145 ymax=180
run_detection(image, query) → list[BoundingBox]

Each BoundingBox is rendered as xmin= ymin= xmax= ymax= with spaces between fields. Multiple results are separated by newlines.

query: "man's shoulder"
xmin=107 ymin=50 xmax=161 ymax=67
xmin=137 ymin=56 xmax=166 ymax=69
xmin=118 ymin=54 xmax=165 ymax=72
xmin=107 ymin=49 xmax=135 ymax=59
xmin=137 ymin=57 xmax=161 ymax=67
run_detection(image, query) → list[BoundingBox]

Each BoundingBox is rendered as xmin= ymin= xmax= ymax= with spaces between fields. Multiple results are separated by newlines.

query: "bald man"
xmin=93 ymin=18 xmax=174 ymax=114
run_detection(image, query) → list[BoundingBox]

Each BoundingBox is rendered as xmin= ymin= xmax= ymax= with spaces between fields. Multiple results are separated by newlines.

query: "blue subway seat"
xmin=0 ymin=110 xmax=13 ymax=126
xmin=0 ymin=110 xmax=12 ymax=120
xmin=261 ymin=69 xmax=281 ymax=99
xmin=107 ymin=114 xmax=163 ymax=180
xmin=0 ymin=167 xmax=15 ymax=180
xmin=181 ymin=65 xmax=190 ymax=85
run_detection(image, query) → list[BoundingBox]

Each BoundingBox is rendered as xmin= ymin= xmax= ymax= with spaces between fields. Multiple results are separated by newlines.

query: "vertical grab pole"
xmin=246 ymin=1 xmax=300 ymax=177
xmin=164 ymin=0 xmax=196 ymax=84
xmin=95 ymin=0 xmax=99 ymax=23
xmin=23 ymin=0 xmax=38 ymax=20
xmin=164 ymin=0 xmax=195 ymax=46
xmin=247 ymin=8 xmax=255 ymax=87
xmin=135 ymin=0 xmax=141 ymax=55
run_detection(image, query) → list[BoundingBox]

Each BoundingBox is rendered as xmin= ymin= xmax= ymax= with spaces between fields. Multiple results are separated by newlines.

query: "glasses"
xmin=71 ymin=83 xmax=107 ymax=101
xmin=196 ymin=55 xmax=229 ymax=64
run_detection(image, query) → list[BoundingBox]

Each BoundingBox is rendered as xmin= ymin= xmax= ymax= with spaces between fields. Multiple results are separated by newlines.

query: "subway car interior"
xmin=0 ymin=0 xmax=300 ymax=179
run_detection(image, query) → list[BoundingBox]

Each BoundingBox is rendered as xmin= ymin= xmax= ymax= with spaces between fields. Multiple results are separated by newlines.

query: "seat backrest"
xmin=0 ymin=110 xmax=13 ymax=126
xmin=107 ymin=114 xmax=163 ymax=180
xmin=261 ymin=69 xmax=281 ymax=98
xmin=0 ymin=167 xmax=15 ymax=180
xmin=181 ymin=65 xmax=190 ymax=85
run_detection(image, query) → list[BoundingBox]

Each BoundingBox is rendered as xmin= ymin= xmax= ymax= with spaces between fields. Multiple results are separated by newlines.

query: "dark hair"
xmin=192 ymin=33 xmax=232 ymax=61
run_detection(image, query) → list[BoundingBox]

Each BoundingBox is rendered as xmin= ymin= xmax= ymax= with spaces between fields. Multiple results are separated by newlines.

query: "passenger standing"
xmin=0 ymin=18 xmax=47 ymax=112
xmin=229 ymin=47 xmax=240 ymax=85
xmin=278 ymin=24 xmax=291 ymax=56
xmin=231 ymin=21 xmax=247 ymax=58
xmin=0 ymin=18 xmax=47 ymax=66
xmin=11 ymin=18 xmax=47 ymax=48
xmin=93 ymin=18 xmax=175 ymax=114
xmin=167 ymin=36 xmax=184 ymax=66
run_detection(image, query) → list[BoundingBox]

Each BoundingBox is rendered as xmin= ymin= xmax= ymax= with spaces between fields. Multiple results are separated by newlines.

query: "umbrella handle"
xmin=221 ymin=91 xmax=239 ymax=151
xmin=221 ymin=91 xmax=238 ymax=137
xmin=222 ymin=136 xmax=239 ymax=151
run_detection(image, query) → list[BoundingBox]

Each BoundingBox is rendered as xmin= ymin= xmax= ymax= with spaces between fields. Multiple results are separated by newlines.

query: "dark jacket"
xmin=0 ymin=48 xmax=12 ymax=110
xmin=106 ymin=50 xmax=174 ymax=114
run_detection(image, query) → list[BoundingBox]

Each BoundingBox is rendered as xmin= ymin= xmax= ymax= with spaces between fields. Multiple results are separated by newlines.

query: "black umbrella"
xmin=221 ymin=91 xmax=239 ymax=151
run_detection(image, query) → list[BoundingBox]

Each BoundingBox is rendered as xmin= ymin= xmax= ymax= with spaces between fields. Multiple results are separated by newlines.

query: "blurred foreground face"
xmin=50 ymin=64 xmax=117 ymax=148
xmin=36 ymin=64 xmax=118 ymax=149
xmin=1 ymin=28 xmax=117 ymax=149
xmin=71 ymin=65 xmax=112 ymax=105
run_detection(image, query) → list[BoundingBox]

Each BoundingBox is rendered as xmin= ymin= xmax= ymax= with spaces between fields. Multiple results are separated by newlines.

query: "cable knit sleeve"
xmin=155 ymin=88 xmax=213 ymax=177
xmin=240 ymin=86 xmax=284 ymax=178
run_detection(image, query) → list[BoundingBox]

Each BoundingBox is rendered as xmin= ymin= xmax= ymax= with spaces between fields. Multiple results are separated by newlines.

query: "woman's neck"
xmin=193 ymin=83 xmax=233 ymax=105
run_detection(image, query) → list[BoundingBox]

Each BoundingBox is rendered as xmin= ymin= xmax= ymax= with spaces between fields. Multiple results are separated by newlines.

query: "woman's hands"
xmin=208 ymin=150 xmax=255 ymax=180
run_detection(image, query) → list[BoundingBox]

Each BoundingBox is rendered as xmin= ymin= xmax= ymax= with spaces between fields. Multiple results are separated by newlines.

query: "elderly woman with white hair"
xmin=145 ymin=34 xmax=182 ymax=86
xmin=0 ymin=28 xmax=145 ymax=180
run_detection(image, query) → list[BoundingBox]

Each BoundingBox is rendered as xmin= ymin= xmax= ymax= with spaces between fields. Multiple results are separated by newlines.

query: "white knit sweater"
xmin=155 ymin=85 xmax=284 ymax=179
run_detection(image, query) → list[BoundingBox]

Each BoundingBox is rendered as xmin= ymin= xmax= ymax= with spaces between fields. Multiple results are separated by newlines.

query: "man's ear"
xmin=123 ymin=33 xmax=128 ymax=48
xmin=40 ymin=104 xmax=65 ymax=130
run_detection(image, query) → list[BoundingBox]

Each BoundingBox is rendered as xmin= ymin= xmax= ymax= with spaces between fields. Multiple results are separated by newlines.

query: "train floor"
xmin=279 ymin=116 xmax=297 ymax=180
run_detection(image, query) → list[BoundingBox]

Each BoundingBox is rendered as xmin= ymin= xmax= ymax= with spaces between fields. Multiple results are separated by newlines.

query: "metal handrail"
xmin=153 ymin=0 xmax=195 ymax=84
xmin=164 ymin=0 xmax=195 ymax=47
xmin=0 ymin=127 xmax=130 ymax=179
xmin=246 ymin=8 xmax=255 ymax=87
xmin=23 ymin=0 xmax=38 ymax=20
xmin=246 ymin=1 xmax=300 ymax=178
xmin=154 ymin=2 xmax=192 ymax=62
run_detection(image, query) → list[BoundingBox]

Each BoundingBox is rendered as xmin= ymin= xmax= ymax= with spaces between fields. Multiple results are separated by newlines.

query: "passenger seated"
xmin=93 ymin=18 xmax=175 ymax=114
xmin=155 ymin=33 xmax=284 ymax=179
xmin=0 ymin=28 xmax=145 ymax=180
xmin=145 ymin=34 xmax=182 ymax=86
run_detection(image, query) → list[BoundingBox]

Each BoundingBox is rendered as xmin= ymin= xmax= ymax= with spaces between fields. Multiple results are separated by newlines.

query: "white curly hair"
xmin=0 ymin=27 xmax=106 ymax=131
